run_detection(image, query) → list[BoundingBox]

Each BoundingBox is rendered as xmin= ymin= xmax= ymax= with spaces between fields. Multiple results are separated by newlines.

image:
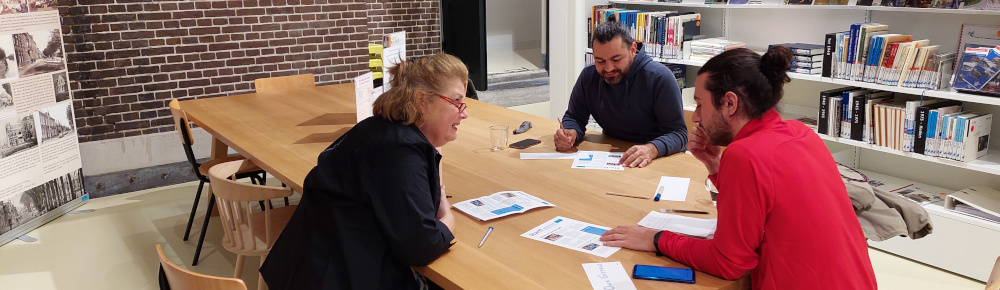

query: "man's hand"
xmin=599 ymin=226 xmax=659 ymax=252
xmin=619 ymin=143 xmax=658 ymax=168
xmin=554 ymin=128 xmax=578 ymax=152
xmin=437 ymin=186 xmax=455 ymax=233
xmin=688 ymin=126 xmax=722 ymax=175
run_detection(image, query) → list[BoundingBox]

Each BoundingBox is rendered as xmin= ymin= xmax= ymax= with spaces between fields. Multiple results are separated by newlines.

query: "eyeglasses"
xmin=436 ymin=94 xmax=467 ymax=113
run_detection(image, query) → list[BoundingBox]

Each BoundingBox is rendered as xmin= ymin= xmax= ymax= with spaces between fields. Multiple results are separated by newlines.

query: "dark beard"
xmin=704 ymin=110 xmax=735 ymax=146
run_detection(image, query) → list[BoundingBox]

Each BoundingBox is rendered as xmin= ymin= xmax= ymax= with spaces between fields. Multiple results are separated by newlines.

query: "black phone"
xmin=632 ymin=264 xmax=695 ymax=284
xmin=508 ymin=138 xmax=541 ymax=149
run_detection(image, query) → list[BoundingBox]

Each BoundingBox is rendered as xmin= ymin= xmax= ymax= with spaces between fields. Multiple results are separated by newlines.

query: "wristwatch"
xmin=653 ymin=231 xmax=664 ymax=256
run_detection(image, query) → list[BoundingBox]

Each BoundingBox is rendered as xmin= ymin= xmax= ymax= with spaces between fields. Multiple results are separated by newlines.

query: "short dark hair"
xmin=697 ymin=46 xmax=792 ymax=119
xmin=592 ymin=21 xmax=634 ymax=47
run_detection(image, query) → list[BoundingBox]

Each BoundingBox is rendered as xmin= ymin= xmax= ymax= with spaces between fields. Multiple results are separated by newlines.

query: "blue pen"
xmin=478 ymin=227 xmax=493 ymax=248
xmin=654 ymin=186 xmax=663 ymax=201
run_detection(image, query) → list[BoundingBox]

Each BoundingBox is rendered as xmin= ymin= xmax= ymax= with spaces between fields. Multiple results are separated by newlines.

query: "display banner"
xmin=0 ymin=2 xmax=86 ymax=246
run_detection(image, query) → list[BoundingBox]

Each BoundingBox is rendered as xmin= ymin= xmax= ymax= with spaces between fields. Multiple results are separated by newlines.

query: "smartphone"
xmin=509 ymin=138 xmax=541 ymax=149
xmin=632 ymin=264 xmax=695 ymax=284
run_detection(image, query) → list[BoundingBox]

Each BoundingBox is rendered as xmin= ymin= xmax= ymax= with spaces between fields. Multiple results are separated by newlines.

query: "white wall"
xmin=487 ymin=0 xmax=543 ymax=52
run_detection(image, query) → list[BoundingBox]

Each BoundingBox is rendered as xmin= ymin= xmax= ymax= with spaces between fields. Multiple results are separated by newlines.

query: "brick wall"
xmin=366 ymin=0 xmax=441 ymax=58
xmin=59 ymin=0 xmax=441 ymax=143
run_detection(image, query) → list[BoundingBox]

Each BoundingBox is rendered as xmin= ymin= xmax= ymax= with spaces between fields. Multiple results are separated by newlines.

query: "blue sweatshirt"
xmin=561 ymin=43 xmax=688 ymax=157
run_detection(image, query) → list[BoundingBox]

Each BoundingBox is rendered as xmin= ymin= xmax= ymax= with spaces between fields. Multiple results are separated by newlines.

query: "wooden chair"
xmin=987 ymin=256 xmax=1000 ymax=290
xmin=168 ymin=99 xmax=267 ymax=266
xmin=157 ymin=244 xmax=247 ymax=290
xmin=207 ymin=159 xmax=297 ymax=290
xmin=253 ymin=74 xmax=315 ymax=93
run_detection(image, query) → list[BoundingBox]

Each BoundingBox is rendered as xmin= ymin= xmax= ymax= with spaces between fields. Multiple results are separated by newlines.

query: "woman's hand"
xmin=437 ymin=186 xmax=455 ymax=233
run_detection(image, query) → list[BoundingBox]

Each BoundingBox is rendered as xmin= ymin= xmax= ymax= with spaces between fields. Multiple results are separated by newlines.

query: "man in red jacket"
xmin=600 ymin=47 xmax=876 ymax=289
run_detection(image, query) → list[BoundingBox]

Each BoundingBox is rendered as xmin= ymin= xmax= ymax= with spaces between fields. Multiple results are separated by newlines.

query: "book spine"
xmin=823 ymin=33 xmax=837 ymax=78
xmin=818 ymin=92 xmax=830 ymax=135
xmin=914 ymin=106 xmax=930 ymax=154
xmin=851 ymin=94 xmax=867 ymax=141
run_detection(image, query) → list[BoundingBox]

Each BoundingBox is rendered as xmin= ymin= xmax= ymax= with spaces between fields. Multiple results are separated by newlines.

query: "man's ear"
xmin=630 ymin=41 xmax=637 ymax=55
xmin=722 ymin=91 xmax=740 ymax=118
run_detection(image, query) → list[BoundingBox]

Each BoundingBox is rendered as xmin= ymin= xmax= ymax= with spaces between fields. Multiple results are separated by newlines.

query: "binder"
xmin=946 ymin=186 xmax=1000 ymax=224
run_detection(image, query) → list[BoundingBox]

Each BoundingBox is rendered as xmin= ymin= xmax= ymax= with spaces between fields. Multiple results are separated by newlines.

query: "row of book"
xmin=770 ymin=43 xmax=826 ymax=75
xmin=817 ymin=86 xmax=993 ymax=162
xmin=641 ymin=0 xmax=997 ymax=10
xmin=824 ymin=23 xmax=955 ymax=90
xmin=589 ymin=5 xmax=701 ymax=60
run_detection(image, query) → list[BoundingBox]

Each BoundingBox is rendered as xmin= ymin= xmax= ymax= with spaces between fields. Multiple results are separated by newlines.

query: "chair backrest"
xmin=207 ymin=159 xmax=295 ymax=254
xmin=157 ymin=244 xmax=248 ymax=290
xmin=988 ymin=256 xmax=1000 ymax=290
xmin=168 ymin=99 xmax=195 ymax=146
xmin=254 ymin=74 xmax=315 ymax=93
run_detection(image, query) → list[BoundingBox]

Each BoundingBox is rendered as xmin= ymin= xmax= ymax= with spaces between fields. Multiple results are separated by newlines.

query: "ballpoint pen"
xmin=659 ymin=208 xmax=710 ymax=214
xmin=654 ymin=186 xmax=663 ymax=201
xmin=478 ymin=227 xmax=493 ymax=248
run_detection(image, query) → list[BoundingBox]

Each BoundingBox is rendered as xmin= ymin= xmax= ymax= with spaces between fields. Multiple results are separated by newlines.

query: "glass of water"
xmin=490 ymin=125 xmax=509 ymax=151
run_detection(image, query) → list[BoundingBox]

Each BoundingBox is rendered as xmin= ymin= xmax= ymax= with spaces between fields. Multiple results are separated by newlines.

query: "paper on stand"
xmin=353 ymin=72 xmax=374 ymax=122
xmin=638 ymin=211 xmax=717 ymax=239
xmin=582 ymin=262 xmax=637 ymax=290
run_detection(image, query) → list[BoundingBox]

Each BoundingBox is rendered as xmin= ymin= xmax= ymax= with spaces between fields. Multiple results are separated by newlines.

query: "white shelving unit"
xmin=582 ymin=0 xmax=1000 ymax=281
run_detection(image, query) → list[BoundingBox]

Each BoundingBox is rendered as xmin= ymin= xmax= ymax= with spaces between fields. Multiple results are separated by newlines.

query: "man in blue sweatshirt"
xmin=555 ymin=21 xmax=687 ymax=168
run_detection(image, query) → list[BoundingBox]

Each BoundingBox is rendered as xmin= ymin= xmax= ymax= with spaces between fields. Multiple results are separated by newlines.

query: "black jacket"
xmin=260 ymin=116 xmax=455 ymax=290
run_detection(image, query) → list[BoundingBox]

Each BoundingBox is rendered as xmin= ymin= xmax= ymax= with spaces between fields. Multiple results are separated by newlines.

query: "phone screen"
xmin=632 ymin=265 xmax=695 ymax=284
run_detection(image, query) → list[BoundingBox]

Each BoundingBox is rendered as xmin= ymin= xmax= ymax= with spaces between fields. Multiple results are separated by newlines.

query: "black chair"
xmin=466 ymin=78 xmax=479 ymax=100
xmin=169 ymin=99 xmax=268 ymax=266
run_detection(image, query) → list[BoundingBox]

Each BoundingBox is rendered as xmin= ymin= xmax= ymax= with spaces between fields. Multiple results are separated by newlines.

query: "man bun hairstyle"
xmin=697 ymin=46 xmax=792 ymax=119
xmin=592 ymin=20 xmax=634 ymax=47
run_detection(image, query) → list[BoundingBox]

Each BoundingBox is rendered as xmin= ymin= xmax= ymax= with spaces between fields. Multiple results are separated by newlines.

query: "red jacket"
xmin=658 ymin=109 xmax=876 ymax=289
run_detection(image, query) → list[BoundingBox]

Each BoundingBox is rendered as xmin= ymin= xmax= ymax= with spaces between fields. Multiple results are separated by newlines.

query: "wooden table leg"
xmin=208 ymin=136 xmax=228 ymax=216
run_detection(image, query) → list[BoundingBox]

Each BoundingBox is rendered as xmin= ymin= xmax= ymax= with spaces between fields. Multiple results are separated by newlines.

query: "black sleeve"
xmin=356 ymin=143 xmax=454 ymax=266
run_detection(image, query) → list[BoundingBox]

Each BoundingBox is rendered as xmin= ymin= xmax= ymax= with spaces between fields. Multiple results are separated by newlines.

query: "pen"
xmin=557 ymin=118 xmax=564 ymax=130
xmin=605 ymin=192 xmax=651 ymax=200
xmin=478 ymin=227 xmax=493 ymax=248
xmin=659 ymin=208 xmax=710 ymax=214
xmin=654 ymin=186 xmax=663 ymax=201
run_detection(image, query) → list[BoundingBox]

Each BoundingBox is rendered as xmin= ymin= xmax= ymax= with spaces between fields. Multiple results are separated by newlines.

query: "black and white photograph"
xmin=36 ymin=102 xmax=73 ymax=144
xmin=13 ymin=28 xmax=65 ymax=78
xmin=0 ymin=83 xmax=13 ymax=119
xmin=0 ymin=113 xmax=37 ymax=158
xmin=0 ymin=0 xmax=28 ymax=15
xmin=28 ymin=0 xmax=56 ymax=12
xmin=0 ymin=34 xmax=18 ymax=81
xmin=0 ymin=168 xmax=84 ymax=235
xmin=52 ymin=71 xmax=68 ymax=102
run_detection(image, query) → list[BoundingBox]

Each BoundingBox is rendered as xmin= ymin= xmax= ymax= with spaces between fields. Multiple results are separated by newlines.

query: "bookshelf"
xmin=609 ymin=0 xmax=1000 ymax=16
xmin=564 ymin=1 xmax=1000 ymax=282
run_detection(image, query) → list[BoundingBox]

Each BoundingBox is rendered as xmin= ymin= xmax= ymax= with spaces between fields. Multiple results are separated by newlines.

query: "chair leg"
xmin=183 ymin=180 xmax=206 ymax=241
xmin=260 ymin=172 xmax=267 ymax=185
xmin=192 ymin=193 xmax=215 ymax=266
xmin=281 ymin=183 xmax=289 ymax=206
xmin=234 ymin=254 xmax=245 ymax=278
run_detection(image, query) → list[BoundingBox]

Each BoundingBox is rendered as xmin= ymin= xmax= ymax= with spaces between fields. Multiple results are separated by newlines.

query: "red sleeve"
xmin=656 ymin=147 xmax=769 ymax=280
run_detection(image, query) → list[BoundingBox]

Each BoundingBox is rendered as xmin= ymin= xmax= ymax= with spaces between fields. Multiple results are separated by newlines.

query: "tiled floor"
xmin=488 ymin=48 xmax=543 ymax=75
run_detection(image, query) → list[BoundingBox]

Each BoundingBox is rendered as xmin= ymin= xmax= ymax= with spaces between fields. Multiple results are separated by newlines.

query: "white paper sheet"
xmin=637 ymin=211 xmax=717 ymax=239
xmin=381 ymin=46 xmax=403 ymax=91
xmin=521 ymin=216 xmax=620 ymax=258
xmin=519 ymin=152 xmax=582 ymax=159
xmin=452 ymin=191 xmax=555 ymax=221
xmin=582 ymin=262 xmax=637 ymax=290
xmin=353 ymin=72 xmax=374 ymax=122
xmin=656 ymin=176 xmax=690 ymax=201
xmin=571 ymin=151 xmax=624 ymax=171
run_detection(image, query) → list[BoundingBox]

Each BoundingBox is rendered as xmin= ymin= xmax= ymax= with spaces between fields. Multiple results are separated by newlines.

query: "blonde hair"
xmin=373 ymin=53 xmax=469 ymax=126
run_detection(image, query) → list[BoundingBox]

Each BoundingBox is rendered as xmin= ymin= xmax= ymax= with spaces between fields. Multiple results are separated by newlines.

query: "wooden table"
xmin=180 ymin=83 xmax=749 ymax=289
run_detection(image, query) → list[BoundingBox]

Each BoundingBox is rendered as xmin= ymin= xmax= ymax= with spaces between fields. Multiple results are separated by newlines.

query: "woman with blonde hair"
xmin=261 ymin=53 xmax=469 ymax=290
